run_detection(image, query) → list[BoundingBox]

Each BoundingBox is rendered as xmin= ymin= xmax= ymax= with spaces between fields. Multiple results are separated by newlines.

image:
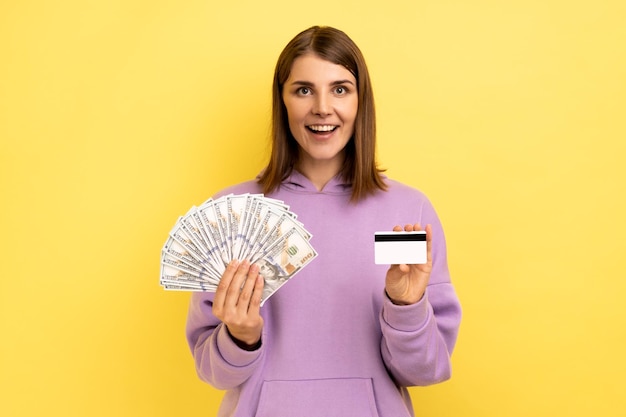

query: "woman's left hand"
xmin=384 ymin=223 xmax=433 ymax=305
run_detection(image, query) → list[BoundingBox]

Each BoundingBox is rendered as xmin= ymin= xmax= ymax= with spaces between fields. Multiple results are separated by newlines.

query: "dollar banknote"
xmin=160 ymin=194 xmax=317 ymax=305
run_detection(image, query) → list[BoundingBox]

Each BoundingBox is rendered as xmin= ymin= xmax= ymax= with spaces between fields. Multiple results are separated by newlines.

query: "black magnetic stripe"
xmin=374 ymin=234 xmax=426 ymax=242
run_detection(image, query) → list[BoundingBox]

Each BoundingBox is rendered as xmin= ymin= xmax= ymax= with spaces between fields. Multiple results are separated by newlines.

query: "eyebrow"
xmin=290 ymin=79 xmax=356 ymax=87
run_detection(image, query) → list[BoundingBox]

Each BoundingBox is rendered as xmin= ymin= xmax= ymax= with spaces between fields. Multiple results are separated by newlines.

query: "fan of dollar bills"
xmin=160 ymin=194 xmax=317 ymax=305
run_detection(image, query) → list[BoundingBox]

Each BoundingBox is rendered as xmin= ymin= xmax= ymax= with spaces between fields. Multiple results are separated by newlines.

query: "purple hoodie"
xmin=186 ymin=171 xmax=462 ymax=417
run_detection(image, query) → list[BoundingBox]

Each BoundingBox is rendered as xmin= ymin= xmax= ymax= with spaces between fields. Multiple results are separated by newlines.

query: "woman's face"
xmin=282 ymin=53 xmax=358 ymax=174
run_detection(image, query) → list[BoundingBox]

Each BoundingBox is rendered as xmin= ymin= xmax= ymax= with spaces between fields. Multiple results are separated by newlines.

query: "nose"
xmin=312 ymin=94 xmax=332 ymax=116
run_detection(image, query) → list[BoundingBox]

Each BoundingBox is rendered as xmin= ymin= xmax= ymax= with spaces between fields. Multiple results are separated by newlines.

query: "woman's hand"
xmin=212 ymin=260 xmax=265 ymax=347
xmin=384 ymin=223 xmax=433 ymax=305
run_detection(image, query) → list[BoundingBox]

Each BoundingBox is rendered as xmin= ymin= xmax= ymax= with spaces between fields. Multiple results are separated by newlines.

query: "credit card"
xmin=374 ymin=231 xmax=427 ymax=265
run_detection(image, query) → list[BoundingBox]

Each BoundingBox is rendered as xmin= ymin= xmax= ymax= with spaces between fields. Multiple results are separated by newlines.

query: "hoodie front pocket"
xmin=254 ymin=377 xmax=380 ymax=417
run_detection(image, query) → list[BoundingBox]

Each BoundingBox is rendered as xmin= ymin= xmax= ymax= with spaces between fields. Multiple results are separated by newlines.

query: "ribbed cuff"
xmin=381 ymin=289 xmax=431 ymax=332
xmin=216 ymin=323 xmax=263 ymax=367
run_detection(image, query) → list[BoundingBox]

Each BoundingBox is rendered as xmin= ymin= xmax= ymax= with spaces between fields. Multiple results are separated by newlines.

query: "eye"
xmin=334 ymin=86 xmax=349 ymax=95
xmin=296 ymin=87 xmax=311 ymax=95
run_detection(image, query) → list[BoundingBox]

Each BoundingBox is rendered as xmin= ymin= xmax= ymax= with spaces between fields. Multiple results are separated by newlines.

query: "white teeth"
xmin=308 ymin=125 xmax=336 ymax=132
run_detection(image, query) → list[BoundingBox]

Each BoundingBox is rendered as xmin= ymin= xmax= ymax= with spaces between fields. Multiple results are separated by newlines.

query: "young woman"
xmin=186 ymin=26 xmax=462 ymax=417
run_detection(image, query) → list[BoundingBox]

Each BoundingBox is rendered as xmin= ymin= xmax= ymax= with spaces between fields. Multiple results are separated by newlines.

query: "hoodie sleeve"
xmin=185 ymin=292 xmax=264 ymax=390
xmin=379 ymin=197 xmax=462 ymax=386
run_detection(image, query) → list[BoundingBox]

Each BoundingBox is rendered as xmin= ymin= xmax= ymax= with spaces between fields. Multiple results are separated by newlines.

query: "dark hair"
xmin=257 ymin=26 xmax=386 ymax=202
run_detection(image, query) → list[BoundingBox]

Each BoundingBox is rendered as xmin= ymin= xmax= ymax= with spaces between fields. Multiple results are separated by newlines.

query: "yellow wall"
xmin=1 ymin=1 xmax=624 ymax=416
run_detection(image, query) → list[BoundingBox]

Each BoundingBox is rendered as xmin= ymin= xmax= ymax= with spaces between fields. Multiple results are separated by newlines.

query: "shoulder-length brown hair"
xmin=257 ymin=26 xmax=386 ymax=202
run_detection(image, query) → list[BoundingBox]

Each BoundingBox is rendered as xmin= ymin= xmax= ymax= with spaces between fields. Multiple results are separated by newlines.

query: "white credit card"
xmin=374 ymin=231 xmax=427 ymax=265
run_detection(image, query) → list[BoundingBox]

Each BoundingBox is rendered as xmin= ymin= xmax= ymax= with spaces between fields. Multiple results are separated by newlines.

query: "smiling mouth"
xmin=306 ymin=125 xmax=338 ymax=133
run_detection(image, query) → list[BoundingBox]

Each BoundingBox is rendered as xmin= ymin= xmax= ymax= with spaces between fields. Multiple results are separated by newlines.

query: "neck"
xmin=296 ymin=160 xmax=342 ymax=192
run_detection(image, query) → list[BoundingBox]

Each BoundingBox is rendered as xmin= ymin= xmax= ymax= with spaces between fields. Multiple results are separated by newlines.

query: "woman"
xmin=186 ymin=26 xmax=462 ymax=416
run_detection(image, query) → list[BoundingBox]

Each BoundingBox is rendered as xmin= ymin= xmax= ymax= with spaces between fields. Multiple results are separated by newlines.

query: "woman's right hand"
xmin=212 ymin=260 xmax=265 ymax=348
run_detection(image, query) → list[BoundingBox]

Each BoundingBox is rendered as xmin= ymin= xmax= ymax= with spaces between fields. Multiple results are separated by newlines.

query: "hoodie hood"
xmin=267 ymin=169 xmax=353 ymax=195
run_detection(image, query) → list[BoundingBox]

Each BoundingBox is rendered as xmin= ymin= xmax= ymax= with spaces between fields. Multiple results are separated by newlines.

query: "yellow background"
xmin=1 ymin=1 xmax=624 ymax=416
